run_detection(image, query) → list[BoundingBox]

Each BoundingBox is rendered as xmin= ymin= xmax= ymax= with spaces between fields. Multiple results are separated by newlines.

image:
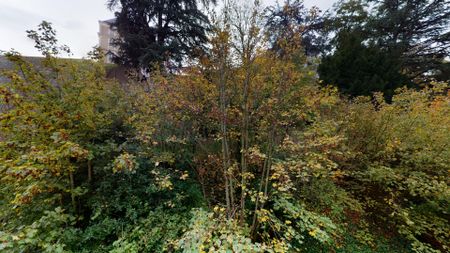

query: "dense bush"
xmin=1 ymin=7 xmax=449 ymax=253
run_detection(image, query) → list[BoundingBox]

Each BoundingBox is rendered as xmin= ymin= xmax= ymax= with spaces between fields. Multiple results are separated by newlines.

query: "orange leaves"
xmin=0 ymin=86 xmax=16 ymax=105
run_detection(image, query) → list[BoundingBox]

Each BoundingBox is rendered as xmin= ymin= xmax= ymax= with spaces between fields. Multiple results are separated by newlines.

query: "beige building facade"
xmin=98 ymin=18 xmax=119 ymax=63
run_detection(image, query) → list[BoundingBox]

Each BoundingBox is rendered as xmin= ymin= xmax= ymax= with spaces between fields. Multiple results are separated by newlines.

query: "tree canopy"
xmin=264 ymin=0 xmax=328 ymax=56
xmin=318 ymin=31 xmax=411 ymax=99
xmin=319 ymin=0 xmax=450 ymax=97
xmin=107 ymin=0 xmax=216 ymax=69
xmin=367 ymin=0 xmax=450 ymax=80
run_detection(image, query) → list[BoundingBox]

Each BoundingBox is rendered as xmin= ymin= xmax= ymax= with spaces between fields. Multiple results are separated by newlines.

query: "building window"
xmin=107 ymin=53 xmax=114 ymax=63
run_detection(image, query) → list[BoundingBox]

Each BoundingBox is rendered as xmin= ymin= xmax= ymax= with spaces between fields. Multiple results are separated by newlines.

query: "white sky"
xmin=0 ymin=0 xmax=334 ymax=58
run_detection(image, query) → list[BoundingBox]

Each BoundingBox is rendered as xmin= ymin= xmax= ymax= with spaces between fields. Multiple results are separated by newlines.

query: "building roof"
xmin=0 ymin=55 xmax=44 ymax=69
xmin=0 ymin=55 xmax=48 ymax=83
xmin=100 ymin=18 xmax=116 ymax=25
xmin=1 ymin=55 xmax=128 ymax=84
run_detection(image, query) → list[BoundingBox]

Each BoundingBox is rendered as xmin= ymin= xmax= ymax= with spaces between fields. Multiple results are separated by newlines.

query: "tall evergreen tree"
xmin=367 ymin=0 xmax=450 ymax=80
xmin=318 ymin=30 xmax=410 ymax=99
xmin=329 ymin=0 xmax=369 ymax=35
xmin=107 ymin=0 xmax=216 ymax=69
xmin=319 ymin=0 xmax=450 ymax=98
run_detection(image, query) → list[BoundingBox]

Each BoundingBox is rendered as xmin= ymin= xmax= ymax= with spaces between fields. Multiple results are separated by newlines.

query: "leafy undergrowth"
xmin=1 ymin=18 xmax=448 ymax=253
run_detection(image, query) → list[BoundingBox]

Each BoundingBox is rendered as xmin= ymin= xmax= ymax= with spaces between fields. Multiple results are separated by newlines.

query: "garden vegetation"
xmin=0 ymin=1 xmax=449 ymax=252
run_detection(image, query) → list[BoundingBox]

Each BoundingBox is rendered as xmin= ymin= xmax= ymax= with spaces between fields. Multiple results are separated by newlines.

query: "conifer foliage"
xmin=107 ymin=0 xmax=216 ymax=69
xmin=319 ymin=0 xmax=450 ymax=97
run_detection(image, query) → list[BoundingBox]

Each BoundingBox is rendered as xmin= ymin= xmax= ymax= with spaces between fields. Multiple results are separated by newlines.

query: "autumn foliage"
xmin=0 ymin=3 xmax=449 ymax=253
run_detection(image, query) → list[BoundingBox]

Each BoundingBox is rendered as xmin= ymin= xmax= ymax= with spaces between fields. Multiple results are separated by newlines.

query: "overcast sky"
xmin=0 ymin=0 xmax=334 ymax=58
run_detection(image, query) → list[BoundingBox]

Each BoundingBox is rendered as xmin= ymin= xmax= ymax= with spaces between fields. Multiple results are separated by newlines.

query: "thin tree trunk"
xmin=219 ymin=45 xmax=233 ymax=216
xmin=251 ymin=126 xmax=275 ymax=235
xmin=87 ymin=160 xmax=92 ymax=183
xmin=239 ymin=66 xmax=251 ymax=224
xmin=200 ymin=174 xmax=210 ymax=208
xmin=250 ymin=65 xmax=285 ymax=235
xmin=69 ymin=171 xmax=76 ymax=211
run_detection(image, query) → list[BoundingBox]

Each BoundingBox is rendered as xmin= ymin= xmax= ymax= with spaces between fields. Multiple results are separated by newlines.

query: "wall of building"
xmin=98 ymin=19 xmax=119 ymax=63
